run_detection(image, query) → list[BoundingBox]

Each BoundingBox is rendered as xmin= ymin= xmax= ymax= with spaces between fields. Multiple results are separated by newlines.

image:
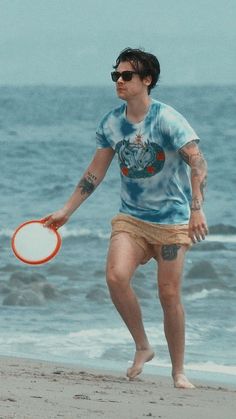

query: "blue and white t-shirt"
xmin=96 ymin=99 xmax=199 ymax=225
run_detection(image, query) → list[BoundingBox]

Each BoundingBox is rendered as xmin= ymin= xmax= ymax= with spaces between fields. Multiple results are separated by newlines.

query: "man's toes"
xmin=126 ymin=366 xmax=142 ymax=380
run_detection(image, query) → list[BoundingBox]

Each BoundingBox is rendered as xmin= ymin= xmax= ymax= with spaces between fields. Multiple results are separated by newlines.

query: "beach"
xmin=0 ymin=356 xmax=235 ymax=419
xmin=0 ymin=85 xmax=236 ymax=417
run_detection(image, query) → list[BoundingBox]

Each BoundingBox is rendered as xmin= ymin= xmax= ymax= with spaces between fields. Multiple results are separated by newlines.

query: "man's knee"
xmin=106 ymin=265 xmax=129 ymax=291
xmin=158 ymin=283 xmax=181 ymax=308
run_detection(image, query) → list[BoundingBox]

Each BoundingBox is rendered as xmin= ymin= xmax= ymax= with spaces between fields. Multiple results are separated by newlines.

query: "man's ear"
xmin=143 ymin=75 xmax=152 ymax=87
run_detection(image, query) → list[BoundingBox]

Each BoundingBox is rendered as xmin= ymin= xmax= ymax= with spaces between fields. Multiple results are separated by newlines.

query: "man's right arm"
xmin=43 ymin=147 xmax=115 ymax=228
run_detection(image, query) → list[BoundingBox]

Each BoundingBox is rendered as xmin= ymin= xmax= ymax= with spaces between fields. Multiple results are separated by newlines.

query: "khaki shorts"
xmin=110 ymin=213 xmax=191 ymax=263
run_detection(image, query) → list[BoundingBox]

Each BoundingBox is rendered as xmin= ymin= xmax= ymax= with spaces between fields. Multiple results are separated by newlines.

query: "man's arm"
xmin=44 ymin=147 xmax=115 ymax=228
xmin=179 ymin=140 xmax=208 ymax=243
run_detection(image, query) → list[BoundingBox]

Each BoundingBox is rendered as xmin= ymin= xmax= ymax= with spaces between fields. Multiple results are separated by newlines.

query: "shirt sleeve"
xmin=96 ymin=118 xmax=112 ymax=149
xmin=96 ymin=131 xmax=111 ymax=149
xmin=160 ymin=105 xmax=199 ymax=151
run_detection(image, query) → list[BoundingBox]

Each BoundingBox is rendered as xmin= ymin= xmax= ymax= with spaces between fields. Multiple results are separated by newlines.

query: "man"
xmin=44 ymin=48 xmax=208 ymax=389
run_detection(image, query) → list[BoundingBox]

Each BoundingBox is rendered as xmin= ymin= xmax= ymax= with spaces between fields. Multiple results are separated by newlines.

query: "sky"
xmin=0 ymin=0 xmax=235 ymax=86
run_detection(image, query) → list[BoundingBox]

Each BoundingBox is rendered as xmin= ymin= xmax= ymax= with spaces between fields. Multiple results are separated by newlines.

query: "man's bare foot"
xmin=126 ymin=348 xmax=155 ymax=380
xmin=173 ymin=373 xmax=195 ymax=389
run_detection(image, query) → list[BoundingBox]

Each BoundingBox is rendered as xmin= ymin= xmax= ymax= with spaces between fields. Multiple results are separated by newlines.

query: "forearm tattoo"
xmin=161 ymin=244 xmax=181 ymax=260
xmin=179 ymin=140 xmax=207 ymax=208
xmin=179 ymin=141 xmax=205 ymax=169
xmin=77 ymin=171 xmax=97 ymax=196
xmin=200 ymin=176 xmax=207 ymax=201
xmin=191 ymin=196 xmax=202 ymax=211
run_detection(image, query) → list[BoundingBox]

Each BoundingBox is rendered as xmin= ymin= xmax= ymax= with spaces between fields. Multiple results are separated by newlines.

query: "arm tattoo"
xmin=77 ymin=171 xmax=97 ymax=196
xmin=87 ymin=171 xmax=97 ymax=182
xmin=179 ymin=141 xmax=207 ymax=206
xmin=200 ymin=175 xmax=207 ymax=201
xmin=191 ymin=196 xmax=202 ymax=211
xmin=161 ymin=244 xmax=181 ymax=260
xmin=179 ymin=141 xmax=205 ymax=169
xmin=179 ymin=148 xmax=191 ymax=165
xmin=179 ymin=140 xmax=198 ymax=165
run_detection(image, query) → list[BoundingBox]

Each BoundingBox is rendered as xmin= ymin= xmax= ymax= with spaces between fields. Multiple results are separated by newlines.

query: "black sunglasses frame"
xmin=111 ymin=70 xmax=141 ymax=82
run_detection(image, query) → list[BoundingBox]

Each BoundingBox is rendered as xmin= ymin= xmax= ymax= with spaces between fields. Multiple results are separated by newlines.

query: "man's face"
xmin=114 ymin=61 xmax=151 ymax=101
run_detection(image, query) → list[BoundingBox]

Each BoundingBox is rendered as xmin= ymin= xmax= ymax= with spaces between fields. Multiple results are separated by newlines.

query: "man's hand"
xmin=188 ymin=209 xmax=208 ymax=243
xmin=42 ymin=209 xmax=70 ymax=230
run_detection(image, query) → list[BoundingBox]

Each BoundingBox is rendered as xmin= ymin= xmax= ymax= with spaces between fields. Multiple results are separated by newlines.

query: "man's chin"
xmin=116 ymin=90 xmax=127 ymax=99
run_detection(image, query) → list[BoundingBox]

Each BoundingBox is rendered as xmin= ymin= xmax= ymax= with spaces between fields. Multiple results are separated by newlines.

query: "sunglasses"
xmin=111 ymin=70 xmax=141 ymax=82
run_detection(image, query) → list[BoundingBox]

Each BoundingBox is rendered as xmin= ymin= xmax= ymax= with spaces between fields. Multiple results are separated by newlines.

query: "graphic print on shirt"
xmin=115 ymin=133 xmax=165 ymax=178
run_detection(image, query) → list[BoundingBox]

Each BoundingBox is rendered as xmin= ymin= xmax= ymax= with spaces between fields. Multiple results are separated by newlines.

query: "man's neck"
xmin=126 ymin=96 xmax=151 ymax=124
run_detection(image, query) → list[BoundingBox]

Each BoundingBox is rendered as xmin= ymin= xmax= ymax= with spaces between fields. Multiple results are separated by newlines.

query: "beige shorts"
xmin=110 ymin=213 xmax=191 ymax=263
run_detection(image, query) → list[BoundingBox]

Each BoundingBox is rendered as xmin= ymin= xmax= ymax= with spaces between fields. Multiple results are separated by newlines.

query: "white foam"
xmin=185 ymin=288 xmax=227 ymax=302
xmin=185 ymin=362 xmax=236 ymax=376
xmin=0 ymin=326 xmax=165 ymax=360
xmin=1 ymin=228 xmax=14 ymax=238
xmin=0 ymin=329 xmax=235 ymax=379
xmin=2 ymin=229 xmax=236 ymax=243
xmin=60 ymin=226 xmax=110 ymax=240
xmin=146 ymin=359 xmax=236 ymax=376
xmin=206 ymin=234 xmax=236 ymax=243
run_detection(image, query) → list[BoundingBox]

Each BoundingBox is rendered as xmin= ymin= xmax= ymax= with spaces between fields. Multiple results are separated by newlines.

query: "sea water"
xmin=0 ymin=85 xmax=236 ymax=386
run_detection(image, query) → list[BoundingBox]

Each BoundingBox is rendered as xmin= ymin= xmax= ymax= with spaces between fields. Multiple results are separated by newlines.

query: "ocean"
xmin=0 ymin=85 xmax=236 ymax=386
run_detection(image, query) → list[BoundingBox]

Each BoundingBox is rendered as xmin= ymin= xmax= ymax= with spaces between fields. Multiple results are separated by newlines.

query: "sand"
xmin=0 ymin=356 xmax=235 ymax=419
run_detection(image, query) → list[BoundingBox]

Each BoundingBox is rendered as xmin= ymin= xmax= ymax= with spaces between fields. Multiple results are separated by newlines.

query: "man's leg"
xmin=154 ymin=244 xmax=195 ymax=389
xmin=106 ymin=233 xmax=154 ymax=379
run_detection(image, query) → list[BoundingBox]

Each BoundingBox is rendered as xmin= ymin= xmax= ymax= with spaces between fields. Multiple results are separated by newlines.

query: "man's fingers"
xmin=41 ymin=216 xmax=54 ymax=228
xmin=203 ymin=224 xmax=209 ymax=235
xmin=198 ymin=223 xmax=209 ymax=240
xmin=189 ymin=223 xmax=208 ymax=243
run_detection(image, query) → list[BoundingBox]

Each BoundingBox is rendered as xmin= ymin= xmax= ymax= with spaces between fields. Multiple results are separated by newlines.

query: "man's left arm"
xmin=179 ymin=140 xmax=208 ymax=243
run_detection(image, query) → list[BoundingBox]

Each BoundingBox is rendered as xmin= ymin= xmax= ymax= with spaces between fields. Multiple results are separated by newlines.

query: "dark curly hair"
xmin=113 ymin=47 xmax=160 ymax=94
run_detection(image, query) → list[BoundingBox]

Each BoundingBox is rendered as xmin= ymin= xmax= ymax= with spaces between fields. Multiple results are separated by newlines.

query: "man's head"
xmin=112 ymin=48 xmax=160 ymax=95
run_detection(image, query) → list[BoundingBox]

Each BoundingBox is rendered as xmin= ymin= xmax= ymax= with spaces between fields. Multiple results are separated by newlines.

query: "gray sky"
xmin=0 ymin=0 xmax=235 ymax=86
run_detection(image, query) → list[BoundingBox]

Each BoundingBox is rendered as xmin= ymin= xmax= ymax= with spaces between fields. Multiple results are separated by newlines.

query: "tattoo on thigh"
xmin=161 ymin=244 xmax=181 ymax=261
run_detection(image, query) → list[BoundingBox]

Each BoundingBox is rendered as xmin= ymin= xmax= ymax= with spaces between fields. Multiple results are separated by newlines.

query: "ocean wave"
xmin=206 ymin=234 xmax=236 ymax=243
xmin=184 ymin=288 xmax=225 ymax=301
xmin=2 ymin=226 xmax=236 ymax=244
xmin=60 ymin=226 xmax=110 ymax=240
xmin=0 ymin=228 xmax=14 ymax=239
xmin=149 ymin=359 xmax=236 ymax=376
xmin=188 ymin=235 xmax=236 ymax=252
xmin=185 ymin=362 xmax=236 ymax=376
xmin=209 ymin=224 xmax=236 ymax=235
xmin=0 ymin=328 xmax=131 ymax=361
xmin=0 ymin=326 xmax=235 ymax=382
xmin=0 ymin=226 xmax=110 ymax=241
xmin=0 ymin=326 xmax=165 ymax=360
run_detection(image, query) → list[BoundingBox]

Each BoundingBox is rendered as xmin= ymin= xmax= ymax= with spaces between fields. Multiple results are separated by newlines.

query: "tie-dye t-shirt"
xmin=96 ymin=99 xmax=199 ymax=224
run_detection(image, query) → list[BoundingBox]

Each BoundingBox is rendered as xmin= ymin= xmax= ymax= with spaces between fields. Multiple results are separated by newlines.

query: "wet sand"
xmin=0 ymin=356 xmax=235 ymax=419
